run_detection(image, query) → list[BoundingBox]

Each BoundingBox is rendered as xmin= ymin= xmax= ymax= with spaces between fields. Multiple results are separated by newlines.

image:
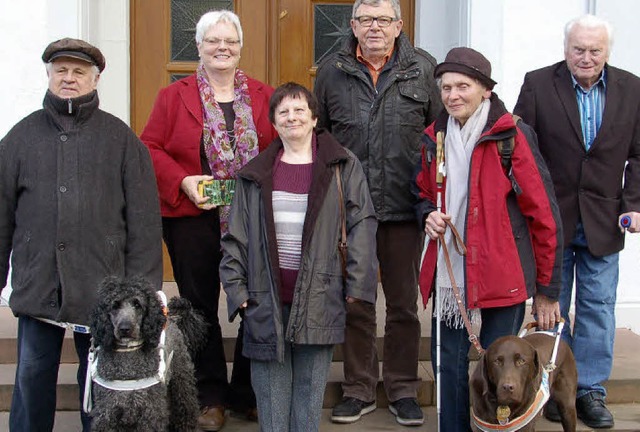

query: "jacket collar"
xmin=239 ymin=128 xmax=349 ymax=184
xmin=337 ymin=32 xmax=417 ymax=71
xmin=44 ymin=90 xmax=99 ymax=128
xmin=178 ymin=74 xmax=204 ymax=127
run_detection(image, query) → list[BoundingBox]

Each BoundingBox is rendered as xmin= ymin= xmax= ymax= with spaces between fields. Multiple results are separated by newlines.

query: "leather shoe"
xmin=543 ymin=399 xmax=561 ymax=423
xmin=245 ymin=407 xmax=258 ymax=422
xmin=576 ymin=392 xmax=614 ymax=429
xmin=198 ymin=405 xmax=226 ymax=431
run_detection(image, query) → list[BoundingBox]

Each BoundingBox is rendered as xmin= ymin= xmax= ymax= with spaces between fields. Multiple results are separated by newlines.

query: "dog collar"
xmin=114 ymin=340 xmax=144 ymax=352
xmin=472 ymin=369 xmax=550 ymax=432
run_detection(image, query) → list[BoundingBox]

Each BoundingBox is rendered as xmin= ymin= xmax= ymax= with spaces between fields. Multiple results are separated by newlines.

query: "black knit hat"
xmin=42 ymin=38 xmax=106 ymax=72
xmin=434 ymin=47 xmax=496 ymax=90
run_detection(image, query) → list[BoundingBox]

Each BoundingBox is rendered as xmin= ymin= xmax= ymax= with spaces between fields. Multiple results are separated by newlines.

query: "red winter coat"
xmin=412 ymin=95 xmax=563 ymax=309
xmin=140 ymin=74 xmax=277 ymax=218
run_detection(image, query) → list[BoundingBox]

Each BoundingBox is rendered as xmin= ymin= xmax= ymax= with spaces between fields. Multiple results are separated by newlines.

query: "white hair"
xmin=195 ymin=10 xmax=244 ymax=47
xmin=564 ymin=14 xmax=613 ymax=52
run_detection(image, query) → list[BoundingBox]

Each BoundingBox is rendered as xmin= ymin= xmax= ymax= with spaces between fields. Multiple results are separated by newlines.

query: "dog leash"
xmin=33 ymin=316 xmax=90 ymax=333
xmin=438 ymin=219 xmax=484 ymax=354
xmin=83 ymin=291 xmax=173 ymax=413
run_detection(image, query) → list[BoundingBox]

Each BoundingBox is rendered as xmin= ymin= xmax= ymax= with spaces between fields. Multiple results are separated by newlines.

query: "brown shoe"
xmin=198 ymin=406 xmax=226 ymax=431
xmin=246 ymin=407 xmax=258 ymax=422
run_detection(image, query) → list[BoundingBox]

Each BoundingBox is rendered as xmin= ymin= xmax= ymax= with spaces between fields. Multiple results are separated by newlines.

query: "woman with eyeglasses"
xmin=141 ymin=9 xmax=277 ymax=432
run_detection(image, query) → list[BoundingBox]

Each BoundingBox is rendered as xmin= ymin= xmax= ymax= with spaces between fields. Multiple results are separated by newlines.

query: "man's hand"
xmin=532 ymin=294 xmax=561 ymax=330
xmin=424 ymin=211 xmax=451 ymax=240
xmin=619 ymin=211 xmax=640 ymax=233
xmin=180 ymin=175 xmax=215 ymax=210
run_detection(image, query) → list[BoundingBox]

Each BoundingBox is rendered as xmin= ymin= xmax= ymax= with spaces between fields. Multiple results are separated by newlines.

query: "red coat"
xmin=413 ymin=95 xmax=563 ymax=309
xmin=140 ymin=74 xmax=277 ymax=217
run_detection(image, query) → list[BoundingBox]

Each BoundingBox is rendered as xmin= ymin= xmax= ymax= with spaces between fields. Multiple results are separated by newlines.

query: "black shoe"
xmin=576 ymin=392 xmax=614 ymax=429
xmin=543 ymin=399 xmax=561 ymax=422
xmin=388 ymin=398 xmax=424 ymax=426
xmin=331 ymin=397 xmax=376 ymax=423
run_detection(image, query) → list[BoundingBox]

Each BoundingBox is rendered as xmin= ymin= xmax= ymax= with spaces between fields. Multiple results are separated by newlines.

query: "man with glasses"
xmin=315 ymin=0 xmax=441 ymax=426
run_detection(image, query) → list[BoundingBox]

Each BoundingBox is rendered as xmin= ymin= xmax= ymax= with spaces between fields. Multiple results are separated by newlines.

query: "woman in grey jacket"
xmin=220 ymin=82 xmax=378 ymax=432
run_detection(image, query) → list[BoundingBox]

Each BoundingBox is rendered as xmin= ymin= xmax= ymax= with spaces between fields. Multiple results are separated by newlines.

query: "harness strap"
xmin=517 ymin=319 xmax=565 ymax=371
xmin=438 ymin=220 xmax=483 ymax=354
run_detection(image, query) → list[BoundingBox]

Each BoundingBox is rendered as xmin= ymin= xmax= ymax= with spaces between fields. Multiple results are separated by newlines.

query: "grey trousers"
xmin=251 ymin=306 xmax=334 ymax=432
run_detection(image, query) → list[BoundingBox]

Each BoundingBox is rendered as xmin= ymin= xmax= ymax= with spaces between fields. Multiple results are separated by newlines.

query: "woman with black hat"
xmin=412 ymin=47 xmax=563 ymax=431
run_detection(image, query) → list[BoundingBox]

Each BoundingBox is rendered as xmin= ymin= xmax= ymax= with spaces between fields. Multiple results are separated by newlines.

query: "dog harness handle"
xmin=438 ymin=219 xmax=483 ymax=354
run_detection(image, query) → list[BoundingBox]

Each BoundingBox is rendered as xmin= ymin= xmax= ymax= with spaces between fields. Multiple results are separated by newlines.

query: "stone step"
xmin=2 ymin=405 xmax=640 ymax=432
xmin=0 ymin=342 xmax=638 ymax=413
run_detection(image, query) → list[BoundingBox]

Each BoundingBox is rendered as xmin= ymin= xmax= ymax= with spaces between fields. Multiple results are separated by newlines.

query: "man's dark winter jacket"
xmin=220 ymin=130 xmax=378 ymax=363
xmin=0 ymin=90 xmax=163 ymax=325
xmin=315 ymin=32 xmax=442 ymax=222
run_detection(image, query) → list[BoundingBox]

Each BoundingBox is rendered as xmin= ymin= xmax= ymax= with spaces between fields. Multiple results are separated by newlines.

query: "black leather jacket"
xmin=315 ymin=32 xmax=442 ymax=222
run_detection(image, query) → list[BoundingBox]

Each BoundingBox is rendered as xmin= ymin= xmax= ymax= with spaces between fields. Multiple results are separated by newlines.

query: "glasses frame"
xmin=353 ymin=15 xmax=397 ymax=28
xmin=202 ymin=37 xmax=241 ymax=48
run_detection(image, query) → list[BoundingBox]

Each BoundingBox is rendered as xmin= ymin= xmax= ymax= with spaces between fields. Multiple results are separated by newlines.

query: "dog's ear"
xmin=139 ymin=278 xmax=167 ymax=352
xmin=470 ymin=352 xmax=491 ymax=398
xmin=91 ymin=276 xmax=121 ymax=349
xmin=529 ymin=344 xmax=543 ymax=387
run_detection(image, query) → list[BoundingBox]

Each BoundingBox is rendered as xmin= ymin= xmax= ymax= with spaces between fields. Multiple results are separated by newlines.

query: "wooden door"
xmin=130 ymin=0 xmax=414 ymax=280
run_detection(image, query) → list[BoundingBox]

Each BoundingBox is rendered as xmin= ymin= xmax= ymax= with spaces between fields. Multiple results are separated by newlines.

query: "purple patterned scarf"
xmin=197 ymin=64 xmax=259 ymax=234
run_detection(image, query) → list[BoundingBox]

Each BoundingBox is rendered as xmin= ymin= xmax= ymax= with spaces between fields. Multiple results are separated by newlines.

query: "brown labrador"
xmin=470 ymin=333 xmax=577 ymax=431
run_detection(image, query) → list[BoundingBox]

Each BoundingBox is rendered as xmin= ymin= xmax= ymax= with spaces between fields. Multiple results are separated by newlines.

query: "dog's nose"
xmin=118 ymin=325 xmax=133 ymax=337
xmin=501 ymin=383 xmax=515 ymax=393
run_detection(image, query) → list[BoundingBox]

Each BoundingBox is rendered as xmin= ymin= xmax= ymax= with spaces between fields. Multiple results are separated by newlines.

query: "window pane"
xmin=314 ymin=4 xmax=352 ymax=65
xmin=171 ymin=74 xmax=191 ymax=82
xmin=171 ymin=0 xmax=234 ymax=62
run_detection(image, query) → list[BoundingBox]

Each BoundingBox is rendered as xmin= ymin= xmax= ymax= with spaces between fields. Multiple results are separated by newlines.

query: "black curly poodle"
xmin=88 ymin=276 xmax=206 ymax=431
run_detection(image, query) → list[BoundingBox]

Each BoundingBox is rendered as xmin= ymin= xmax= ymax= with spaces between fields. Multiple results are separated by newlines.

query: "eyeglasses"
xmin=353 ymin=15 xmax=397 ymax=27
xmin=202 ymin=37 xmax=241 ymax=48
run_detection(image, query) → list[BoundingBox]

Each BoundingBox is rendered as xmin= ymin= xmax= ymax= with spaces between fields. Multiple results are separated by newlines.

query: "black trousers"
xmin=163 ymin=210 xmax=254 ymax=409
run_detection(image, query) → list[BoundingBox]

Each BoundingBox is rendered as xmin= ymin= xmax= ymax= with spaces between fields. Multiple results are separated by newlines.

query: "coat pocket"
xmin=307 ymin=271 xmax=346 ymax=330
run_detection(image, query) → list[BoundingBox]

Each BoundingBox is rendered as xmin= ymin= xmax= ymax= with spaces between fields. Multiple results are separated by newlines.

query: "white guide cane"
xmin=435 ymin=131 xmax=446 ymax=432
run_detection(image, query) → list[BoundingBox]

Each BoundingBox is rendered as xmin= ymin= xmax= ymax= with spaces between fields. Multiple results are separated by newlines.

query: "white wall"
xmin=0 ymin=0 xmax=129 ymax=139
xmin=416 ymin=0 xmax=640 ymax=333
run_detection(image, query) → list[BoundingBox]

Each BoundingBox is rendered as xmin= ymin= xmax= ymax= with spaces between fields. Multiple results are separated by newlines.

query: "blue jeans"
xmin=431 ymin=303 xmax=525 ymax=432
xmin=10 ymin=315 xmax=91 ymax=432
xmin=560 ymin=223 xmax=618 ymax=399
xmin=250 ymin=306 xmax=333 ymax=432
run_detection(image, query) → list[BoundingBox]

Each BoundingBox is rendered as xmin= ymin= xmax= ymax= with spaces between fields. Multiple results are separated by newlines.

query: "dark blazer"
xmin=514 ymin=61 xmax=640 ymax=256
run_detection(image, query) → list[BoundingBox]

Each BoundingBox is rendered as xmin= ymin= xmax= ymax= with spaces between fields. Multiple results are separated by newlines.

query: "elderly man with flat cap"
xmin=412 ymin=47 xmax=563 ymax=431
xmin=0 ymin=38 xmax=162 ymax=431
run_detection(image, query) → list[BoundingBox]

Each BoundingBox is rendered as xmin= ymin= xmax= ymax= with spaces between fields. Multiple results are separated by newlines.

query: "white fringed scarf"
xmin=435 ymin=98 xmax=491 ymax=328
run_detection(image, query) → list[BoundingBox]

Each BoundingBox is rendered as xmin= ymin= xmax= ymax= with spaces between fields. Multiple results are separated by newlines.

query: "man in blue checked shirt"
xmin=515 ymin=14 xmax=640 ymax=430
